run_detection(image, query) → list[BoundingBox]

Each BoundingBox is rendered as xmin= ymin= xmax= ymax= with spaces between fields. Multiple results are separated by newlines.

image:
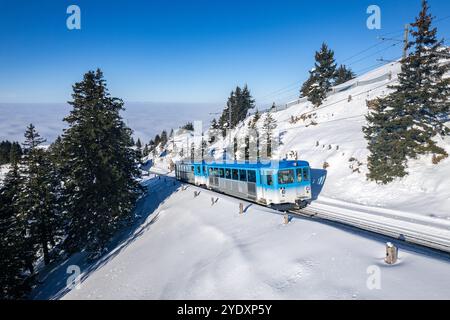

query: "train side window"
xmin=296 ymin=169 xmax=302 ymax=182
xmin=278 ymin=169 xmax=294 ymax=184
xmin=202 ymin=166 xmax=206 ymax=174
xmin=225 ymin=168 xmax=231 ymax=179
xmin=232 ymin=169 xmax=239 ymax=180
xmin=239 ymin=170 xmax=247 ymax=182
xmin=303 ymin=168 xmax=310 ymax=181
xmin=196 ymin=166 xmax=201 ymax=174
xmin=219 ymin=168 xmax=224 ymax=178
xmin=191 ymin=166 xmax=194 ymax=172
xmin=247 ymin=170 xmax=256 ymax=183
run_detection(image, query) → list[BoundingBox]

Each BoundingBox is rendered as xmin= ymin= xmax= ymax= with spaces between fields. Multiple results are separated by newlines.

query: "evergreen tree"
xmin=219 ymin=86 xmax=255 ymax=135
xmin=61 ymin=69 xmax=142 ymax=255
xmin=18 ymin=124 xmax=61 ymax=266
xmin=392 ymin=0 xmax=450 ymax=158
xmin=364 ymin=0 xmax=449 ymax=183
xmin=334 ymin=64 xmax=356 ymax=86
xmin=301 ymin=43 xmax=337 ymax=107
xmin=154 ymin=134 xmax=161 ymax=148
xmin=135 ymin=138 xmax=142 ymax=159
xmin=143 ymin=144 xmax=149 ymax=157
xmin=0 ymin=163 xmax=31 ymax=299
xmin=248 ymin=109 xmax=261 ymax=130
xmin=209 ymin=118 xmax=219 ymax=144
xmin=160 ymin=130 xmax=168 ymax=147
xmin=363 ymin=97 xmax=409 ymax=184
xmin=181 ymin=122 xmax=194 ymax=131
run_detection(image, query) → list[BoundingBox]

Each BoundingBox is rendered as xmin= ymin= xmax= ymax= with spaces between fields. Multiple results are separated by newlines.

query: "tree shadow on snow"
xmin=309 ymin=168 xmax=327 ymax=201
xmin=31 ymin=175 xmax=180 ymax=300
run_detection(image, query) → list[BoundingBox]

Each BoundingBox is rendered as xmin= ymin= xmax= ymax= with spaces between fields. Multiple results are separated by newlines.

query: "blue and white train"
xmin=175 ymin=160 xmax=312 ymax=210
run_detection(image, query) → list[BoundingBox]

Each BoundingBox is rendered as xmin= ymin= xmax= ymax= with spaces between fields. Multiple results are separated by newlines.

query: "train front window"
xmin=239 ymin=170 xmax=247 ymax=182
xmin=278 ymin=169 xmax=295 ymax=184
xmin=232 ymin=169 xmax=239 ymax=180
xmin=248 ymin=170 xmax=256 ymax=183
xmin=302 ymin=168 xmax=310 ymax=181
xmin=196 ymin=166 xmax=201 ymax=174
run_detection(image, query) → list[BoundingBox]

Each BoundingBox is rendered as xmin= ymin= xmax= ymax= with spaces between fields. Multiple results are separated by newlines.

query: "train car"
xmin=175 ymin=159 xmax=312 ymax=210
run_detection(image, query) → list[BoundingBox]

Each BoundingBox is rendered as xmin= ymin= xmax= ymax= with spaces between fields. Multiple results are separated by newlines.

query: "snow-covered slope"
xmin=153 ymin=61 xmax=450 ymax=220
xmin=35 ymin=175 xmax=450 ymax=300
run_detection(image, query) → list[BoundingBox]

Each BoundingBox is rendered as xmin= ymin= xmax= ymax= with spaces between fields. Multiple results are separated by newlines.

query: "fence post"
xmin=284 ymin=214 xmax=290 ymax=225
xmin=385 ymin=242 xmax=398 ymax=265
xmin=239 ymin=203 xmax=244 ymax=215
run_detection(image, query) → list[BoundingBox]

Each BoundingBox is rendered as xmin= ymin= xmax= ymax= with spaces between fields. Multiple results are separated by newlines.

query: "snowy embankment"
xmin=34 ymin=175 xmax=450 ymax=300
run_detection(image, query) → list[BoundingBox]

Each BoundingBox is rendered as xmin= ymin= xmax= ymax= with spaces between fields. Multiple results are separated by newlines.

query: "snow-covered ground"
xmin=32 ymin=175 xmax=450 ymax=300
xmin=153 ymin=61 xmax=450 ymax=221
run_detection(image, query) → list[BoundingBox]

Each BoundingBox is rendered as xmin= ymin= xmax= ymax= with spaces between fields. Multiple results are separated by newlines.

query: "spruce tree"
xmin=136 ymin=138 xmax=142 ymax=159
xmin=301 ymin=43 xmax=337 ymax=107
xmin=61 ymin=69 xmax=142 ymax=255
xmin=393 ymin=0 xmax=450 ymax=159
xmin=334 ymin=64 xmax=356 ymax=86
xmin=18 ymin=124 xmax=61 ymax=266
xmin=248 ymin=109 xmax=261 ymax=130
xmin=363 ymin=97 xmax=410 ymax=184
xmin=160 ymin=130 xmax=168 ymax=147
xmin=0 ymin=163 xmax=30 ymax=299
xmin=261 ymin=112 xmax=277 ymax=159
xmin=364 ymin=0 xmax=449 ymax=184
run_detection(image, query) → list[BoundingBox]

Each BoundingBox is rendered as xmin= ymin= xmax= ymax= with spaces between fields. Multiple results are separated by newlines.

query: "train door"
xmin=260 ymin=170 xmax=273 ymax=203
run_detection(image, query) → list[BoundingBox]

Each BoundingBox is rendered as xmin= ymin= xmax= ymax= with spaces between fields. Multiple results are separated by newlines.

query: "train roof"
xmin=176 ymin=159 xmax=310 ymax=169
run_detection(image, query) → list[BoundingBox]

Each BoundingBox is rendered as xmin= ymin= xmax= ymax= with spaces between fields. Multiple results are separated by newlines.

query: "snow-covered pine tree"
xmin=0 ymin=163 xmax=31 ymax=299
xmin=363 ymin=97 xmax=410 ymax=184
xmin=160 ymin=130 xmax=168 ymax=147
xmin=136 ymin=138 xmax=142 ymax=159
xmin=334 ymin=64 xmax=356 ymax=86
xmin=301 ymin=43 xmax=337 ymax=107
xmin=261 ymin=111 xmax=277 ymax=158
xmin=393 ymin=0 xmax=450 ymax=160
xmin=61 ymin=69 xmax=143 ymax=255
xmin=209 ymin=118 xmax=219 ymax=144
xmin=248 ymin=109 xmax=261 ymax=130
xmin=364 ymin=0 xmax=449 ymax=183
xmin=238 ymin=85 xmax=256 ymax=125
xmin=143 ymin=144 xmax=149 ymax=157
xmin=18 ymin=124 xmax=61 ymax=266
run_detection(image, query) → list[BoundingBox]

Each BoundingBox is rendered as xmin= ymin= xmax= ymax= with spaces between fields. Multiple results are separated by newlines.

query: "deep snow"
xmin=33 ymin=175 xmax=450 ymax=300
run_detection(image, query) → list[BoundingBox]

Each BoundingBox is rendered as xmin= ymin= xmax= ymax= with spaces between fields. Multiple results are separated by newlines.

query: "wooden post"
xmin=284 ymin=214 xmax=289 ymax=225
xmin=239 ymin=203 xmax=244 ymax=215
xmin=385 ymin=242 xmax=398 ymax=265
xmin=211 ymin=197 xmax=215 ymax=206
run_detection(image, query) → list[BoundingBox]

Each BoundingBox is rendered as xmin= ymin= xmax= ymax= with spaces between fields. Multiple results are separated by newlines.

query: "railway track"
xmin=290 ymin=206 xmax=450 ymax=254
xmin=148 ymin=170 xmax=450 ymax=255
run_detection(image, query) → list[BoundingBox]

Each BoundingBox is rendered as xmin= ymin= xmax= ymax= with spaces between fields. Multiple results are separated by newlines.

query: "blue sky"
xmin=0 ymin=0 xmax=449 ymax=106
